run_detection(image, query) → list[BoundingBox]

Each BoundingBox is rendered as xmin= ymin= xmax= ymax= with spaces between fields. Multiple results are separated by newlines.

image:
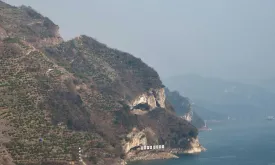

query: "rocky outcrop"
xmin=131 ymin=88 xmax=166 ymax=113
xmin=182 ymin=137 xmax=206 ymax=154
xmin=0 ymin=2 xmax=63 ymax=48
xmin=126 ymin=150 xmax=179 ymax=162
xmin=122 ymin=128 xmax=148 ymax=153
xmin=125 ymin=137 xmax=205 ymax=163
xmin=181 ymin=111 xmax=193 ymax=122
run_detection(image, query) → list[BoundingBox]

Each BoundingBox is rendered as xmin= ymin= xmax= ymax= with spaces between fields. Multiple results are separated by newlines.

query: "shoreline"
xmin=125 ymin=146 xmax=206 ymax=164
xmin=125 ymin=150 xmax=178 ymax=164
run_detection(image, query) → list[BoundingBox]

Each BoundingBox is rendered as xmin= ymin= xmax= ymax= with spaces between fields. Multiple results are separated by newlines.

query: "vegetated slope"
xmin=165 ymin=88 xmax=204 ymax=128
xmin=0 ymin=2 xmax=201 ymax=165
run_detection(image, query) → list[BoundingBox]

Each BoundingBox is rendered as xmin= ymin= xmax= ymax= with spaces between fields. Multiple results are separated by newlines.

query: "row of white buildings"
xmin=140 ymin=145 xmax=165 ymax=150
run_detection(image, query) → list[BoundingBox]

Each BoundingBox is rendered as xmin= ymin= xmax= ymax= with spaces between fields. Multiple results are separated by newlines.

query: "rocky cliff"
xmin=165 ymin=88 xmax=205 ymax=128
xmin=0 ymin=2 xmax=204 ymax=165
xmin=0 ymin=2 xmax=62 ymax=47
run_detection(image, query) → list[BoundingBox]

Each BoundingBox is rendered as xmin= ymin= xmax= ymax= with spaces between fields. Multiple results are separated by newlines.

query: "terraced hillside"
xmin=0 ymin=1 xmax=203 ymax=165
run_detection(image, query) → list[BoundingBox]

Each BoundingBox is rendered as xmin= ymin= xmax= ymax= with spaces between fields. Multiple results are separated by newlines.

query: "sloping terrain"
xmin=0 ymin=2 xmax=203 ymax=165
xmin=164 ymin=74 xmax=275 ymax=118
xmin=165 ymin=88 xmax=204 ymax=128
xmin=0 ymin=2 xmax=62 ymax=47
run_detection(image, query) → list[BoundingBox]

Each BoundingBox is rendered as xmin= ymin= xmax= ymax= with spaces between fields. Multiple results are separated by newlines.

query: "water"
xmin=131 ymin=119 xmax=275 ymax=165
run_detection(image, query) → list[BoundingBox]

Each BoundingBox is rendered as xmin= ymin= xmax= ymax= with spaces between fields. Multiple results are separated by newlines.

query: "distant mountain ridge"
xmin=163 ymin=74 xmax=275 ymax=118
xmin=165 ymin=88 xmax=205 ymax=128
xmin=255 ymin=77 xmax=275 ymax=94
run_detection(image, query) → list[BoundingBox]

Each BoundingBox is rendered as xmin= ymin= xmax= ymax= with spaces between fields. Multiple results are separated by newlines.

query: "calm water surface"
xmin=131 ymin=119 xmax=275 ymax=165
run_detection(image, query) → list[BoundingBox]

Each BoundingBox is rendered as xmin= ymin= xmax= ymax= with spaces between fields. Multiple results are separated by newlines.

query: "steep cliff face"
xmin=182 ymin=137 xmax=205 ymax=154
xmin=121 ymin=127 xmax=157 ymax=153
xmin=165 ymin=88 xmax=205 ymax=128
xmin=131 ymin=88 xmax=166 ymax=114
xmin=0 ymin=2 xmax=203 ymax=165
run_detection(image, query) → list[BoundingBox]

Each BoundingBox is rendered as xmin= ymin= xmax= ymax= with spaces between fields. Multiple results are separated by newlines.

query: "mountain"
xmin=191 ymin=105 xmax=227 ymax=120
xmin=165 ymin=88 xmax=204 ymax=128
xmin=0 ymin=2 xmax=204 ymax=165
xmin=163 ymin=74 xmax=275 ymax=119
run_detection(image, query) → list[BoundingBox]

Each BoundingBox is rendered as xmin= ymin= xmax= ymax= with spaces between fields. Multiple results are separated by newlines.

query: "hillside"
xmin=165 ymin=88 xmax=204 ymax=128
xmin=163 ymin=74 xmax=275 ymax=118
xmin=0 ymin=2 xmax=204 ymax=165
xmin=191 ymin=105 xmax=227 ymax=120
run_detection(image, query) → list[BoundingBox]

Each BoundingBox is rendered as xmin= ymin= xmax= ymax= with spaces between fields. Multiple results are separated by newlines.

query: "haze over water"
xmin=132 ymin=119 xmax=275 ymax=165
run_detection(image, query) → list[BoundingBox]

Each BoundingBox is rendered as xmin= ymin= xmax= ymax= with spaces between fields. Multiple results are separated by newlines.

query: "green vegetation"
xmin=3 ymin=37 xmax=21 ymax=43
xmin=0 ymin=82 xmax=10 ymax=87
xmin=88 ymin=156 xmax=98 ymax=164
xmin=0 ymin=1 xmax=201 ymax=164
xmin=188 ymin=129 xmax=198 ymax=137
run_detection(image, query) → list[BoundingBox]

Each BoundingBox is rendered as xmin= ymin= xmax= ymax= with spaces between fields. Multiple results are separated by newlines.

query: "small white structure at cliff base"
xmin=141 ymin=145 xmax=165 ymax=150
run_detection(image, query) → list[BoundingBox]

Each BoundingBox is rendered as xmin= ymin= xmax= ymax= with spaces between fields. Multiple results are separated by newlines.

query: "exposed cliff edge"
xmin=130 ymin=88 xmax=167 ymax=115
xmin=125 ymin=137 xmax=205 ymax=163
xmin=0 ymin=2 xmax=204 ymax=165
xmin=165 ymin=88 xmax=205 ymax=129
xmin=0 ymin=2 xmax=63 ymax=47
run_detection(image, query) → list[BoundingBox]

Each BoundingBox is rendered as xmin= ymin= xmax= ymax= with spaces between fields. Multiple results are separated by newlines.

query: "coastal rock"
xmin=182 ymin=111 xmax=193 ymax=122
xmin=126 ymin=150 xmax=179 ymax=162
xmin=182 ymin=137 xmax=206 ymax=154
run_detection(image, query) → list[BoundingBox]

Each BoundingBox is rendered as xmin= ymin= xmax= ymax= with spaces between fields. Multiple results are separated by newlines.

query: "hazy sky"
xmin=6 ymin=0 xmax=275 ymax=82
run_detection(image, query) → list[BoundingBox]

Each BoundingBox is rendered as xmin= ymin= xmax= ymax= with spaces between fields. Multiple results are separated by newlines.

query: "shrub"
xmin=3 ymin=37 xmax=21 ymax=43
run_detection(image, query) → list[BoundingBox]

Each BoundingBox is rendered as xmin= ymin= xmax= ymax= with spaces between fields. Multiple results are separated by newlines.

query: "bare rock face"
xmin=122 ymin=127 xmax=159 ymax=154
xmin=154 ymin=88 xmax=166 ymax=108
xmin=181 ymin=111 xmax=193 ymax=122
xmin=126 ymin=150 xmax=178 ymax=162
xmin=182 ymin=137 xmax=206 ymax=154
xmin=131 ymin=88 xmax=166 ymax=113
xmin=122 ymin=128 xmax=148 ymax=153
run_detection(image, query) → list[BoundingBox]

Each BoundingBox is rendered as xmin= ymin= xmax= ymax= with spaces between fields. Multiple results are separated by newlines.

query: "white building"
xmin=140 ymin=145 xmax=165 ymax=151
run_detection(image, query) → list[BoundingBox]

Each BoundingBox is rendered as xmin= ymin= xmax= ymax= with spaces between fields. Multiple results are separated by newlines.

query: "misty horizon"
xmin=6 ymin=0 xmax=275 ymax=83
